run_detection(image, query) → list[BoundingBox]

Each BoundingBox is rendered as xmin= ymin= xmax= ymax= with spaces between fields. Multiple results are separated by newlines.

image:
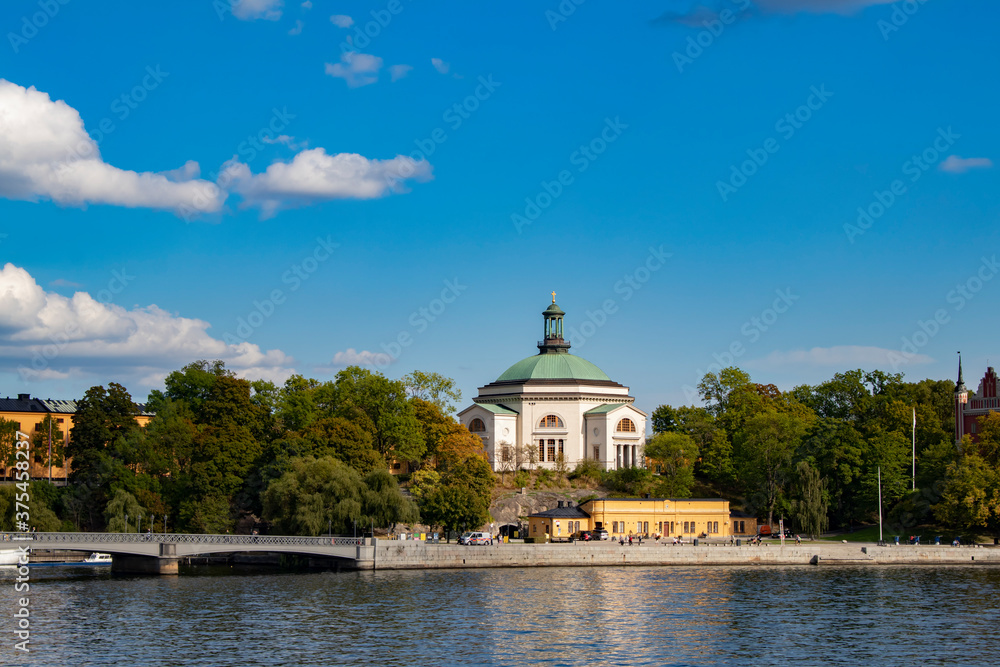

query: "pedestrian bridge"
xmin=14 ymin=532 xmax=375 ymax=575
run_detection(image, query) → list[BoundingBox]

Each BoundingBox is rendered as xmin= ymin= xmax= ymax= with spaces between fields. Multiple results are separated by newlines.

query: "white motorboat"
xmin=82 ymin=552 xmax=112 ymax=564
xmin=0 ymin=548 xmax=24 ymax=566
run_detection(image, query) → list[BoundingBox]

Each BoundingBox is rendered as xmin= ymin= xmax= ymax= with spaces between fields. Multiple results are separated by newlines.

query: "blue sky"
xmin=0 ymin=0 xmax=997 ymax=417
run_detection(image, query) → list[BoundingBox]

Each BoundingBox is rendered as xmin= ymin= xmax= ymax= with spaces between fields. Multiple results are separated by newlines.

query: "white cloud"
xmin=332 ymin=348 xmax=393 ymax=366
xmin=939 ymin=155 xmax=994 ymax=174
xmin=50 ymin=278 xmax=83 ymax=289
xmin=301 ymin=1 xmax=312 ymax=9
xmin=261 ymin=134 xmax=308 ymax=150
xmin=755 ymin=0 xmax=893 ymax=13
xmin=654 ymin=0 xmax=893 ymax=23
xmin=325 ymin=52 xmax=383 ymax=87
xmin=431 ymin=58 xmax=450 ymax=74
xmin=0 ymin=80 xmax=225 ymax=217
xmin=745 ymin=345 xmax=933 ymax=369
xmin=231 ymin=0 xmax=283 ymax=21
xmin=330 ymin=14 xmax=353 ymax=27
xmin=0 ymin=263 xmax=295 ymax=385
xmin=221 ymin=148 xmax=433 ymax=218
xmin=288 ymin=19 xmax=304 ymax=35
xmin=389 ymin=64 xmax=413 ymax=82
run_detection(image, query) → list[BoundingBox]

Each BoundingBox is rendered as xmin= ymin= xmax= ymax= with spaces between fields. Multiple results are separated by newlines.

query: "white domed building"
xmin=458 ymin=296 xmax=647 ymax=472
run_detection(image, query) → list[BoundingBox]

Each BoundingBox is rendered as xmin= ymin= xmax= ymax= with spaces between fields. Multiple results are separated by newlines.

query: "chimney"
xmin=18 ymin=393 xmax=29 ymax=401
xmin=557 ymin=501 xmax=564 ymax=508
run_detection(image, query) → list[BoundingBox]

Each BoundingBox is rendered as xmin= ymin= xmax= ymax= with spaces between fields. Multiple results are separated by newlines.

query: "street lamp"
xmin=164 ymin=515 xmax=168 ymax=534
xmin=124 ymin=514 xmax=128 ymax=534
xmin=137 ymin=514 xmax=142 ymax=533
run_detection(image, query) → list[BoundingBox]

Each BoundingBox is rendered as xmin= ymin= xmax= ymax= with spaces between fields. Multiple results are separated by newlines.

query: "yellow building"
xmin=0 ymin=393 xmax=153 ymax=483
xmin=528 ymin=496 xmax=733 ymax=541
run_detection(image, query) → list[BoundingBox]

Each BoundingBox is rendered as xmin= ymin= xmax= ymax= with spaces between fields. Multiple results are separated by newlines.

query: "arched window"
xmin=539 ymin=414 xmax=564 ymax=428
xmin=469 ymin=418 xmax=486 ymax=432
xmin=616 ymin=418 xmax=636 ymax=433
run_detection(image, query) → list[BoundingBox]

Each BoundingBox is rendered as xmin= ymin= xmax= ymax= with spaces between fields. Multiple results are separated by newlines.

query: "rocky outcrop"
xmin=489 ymin=489 xmax=598 ymax=527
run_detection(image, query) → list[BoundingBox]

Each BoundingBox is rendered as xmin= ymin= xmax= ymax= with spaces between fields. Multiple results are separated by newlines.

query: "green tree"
xmin=644 ymin=431 xmax=698 ymax=497
xmin=419 ymin=455 xmax=495 ymax=538
xmin=790 ymin=460 xmax=828 ymax=538
xmin=604 ymin=466 xmax=656 ymax=497
xmin=297 ymin=416 xmax=383 ymax=473
xmin=733 ymin=409 xmax=810 ymax=525
xmin=799 ymin=418 xmax=867 ymax=528
xmin=262 ymin=457 xmax=417 ymax=535
xmin=334 ymin=366 xmax=425 ymax=464
xmin=67 ymin=383 xmax=141 ymax=529
xmin=650 ymin=405 xmax=679 ymax=434
xmin=676 ymin=406 xmax=732 ymax=484
xmin=933 ymin=454 xmax=1000 ymax=535
xmin=697 ymin=367 xmax=752 ymax=418
xmin=104 ymin=489 xmax=145 ymax=533
xmin=402 ymin=370 xmax=462 ymax=415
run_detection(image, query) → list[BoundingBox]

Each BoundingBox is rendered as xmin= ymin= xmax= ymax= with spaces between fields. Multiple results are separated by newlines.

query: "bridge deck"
xmin=4 ymin=532 xmax=368 ymax=561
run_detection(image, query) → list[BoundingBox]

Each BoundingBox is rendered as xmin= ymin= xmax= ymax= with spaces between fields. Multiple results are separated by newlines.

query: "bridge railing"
xmin=4 ymin=532 xmax=365 ymax=547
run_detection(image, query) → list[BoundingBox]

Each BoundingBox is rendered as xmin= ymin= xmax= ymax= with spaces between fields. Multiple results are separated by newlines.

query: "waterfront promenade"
xmin=371 ymin=539 xmax=1000 ymax=570
xmin=18 ymin=533 xmax=1000 ymax=573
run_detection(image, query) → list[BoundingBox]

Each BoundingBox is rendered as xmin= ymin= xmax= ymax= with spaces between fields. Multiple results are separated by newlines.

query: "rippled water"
xmin=1 ymin=564 xmax=998 ymax=666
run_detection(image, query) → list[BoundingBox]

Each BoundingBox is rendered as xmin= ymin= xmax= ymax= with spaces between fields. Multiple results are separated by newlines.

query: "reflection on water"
xmin=1 ymin=564 xmax=999 ymax=666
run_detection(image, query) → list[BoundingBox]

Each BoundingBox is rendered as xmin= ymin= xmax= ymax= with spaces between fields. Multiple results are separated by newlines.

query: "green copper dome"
xmin=494 ymin=294 xmax=612 ymax=383
xmin=496 ymin=353 xmax=611 ymax=383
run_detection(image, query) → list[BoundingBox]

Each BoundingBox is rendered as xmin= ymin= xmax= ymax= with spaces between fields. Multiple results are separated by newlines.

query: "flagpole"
xmin=878 ymin=466 xmax=883 ymax=545
xmin=912 ymin=406 xmax=916 ymax=490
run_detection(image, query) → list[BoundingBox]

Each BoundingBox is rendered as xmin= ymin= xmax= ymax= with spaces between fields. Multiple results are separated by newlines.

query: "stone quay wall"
xmin=370 ymin=540 xmax=1000 ymax=570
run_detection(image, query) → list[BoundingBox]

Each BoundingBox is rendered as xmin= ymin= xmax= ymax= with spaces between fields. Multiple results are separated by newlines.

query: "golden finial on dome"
xmin=551 ymin=291 xmax=556 ymax=303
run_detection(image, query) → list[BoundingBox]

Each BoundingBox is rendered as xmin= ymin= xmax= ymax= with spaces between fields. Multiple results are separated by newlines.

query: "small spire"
xmin=958 ymin=351 xmax=964 ymax=385
xmin=551 ymin=290 xmax=556 ymax=304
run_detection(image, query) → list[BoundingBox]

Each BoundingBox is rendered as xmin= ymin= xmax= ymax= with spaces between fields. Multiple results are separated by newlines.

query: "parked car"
xmin=460 ymin=531 xmax=493 ymax=545
xmin=590 ymin=529 xmax=610 ymax=541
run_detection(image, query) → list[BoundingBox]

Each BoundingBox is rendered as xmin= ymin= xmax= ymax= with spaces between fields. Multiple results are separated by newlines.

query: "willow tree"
xmin=790 ymin=461 xmax=828 ymax=538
